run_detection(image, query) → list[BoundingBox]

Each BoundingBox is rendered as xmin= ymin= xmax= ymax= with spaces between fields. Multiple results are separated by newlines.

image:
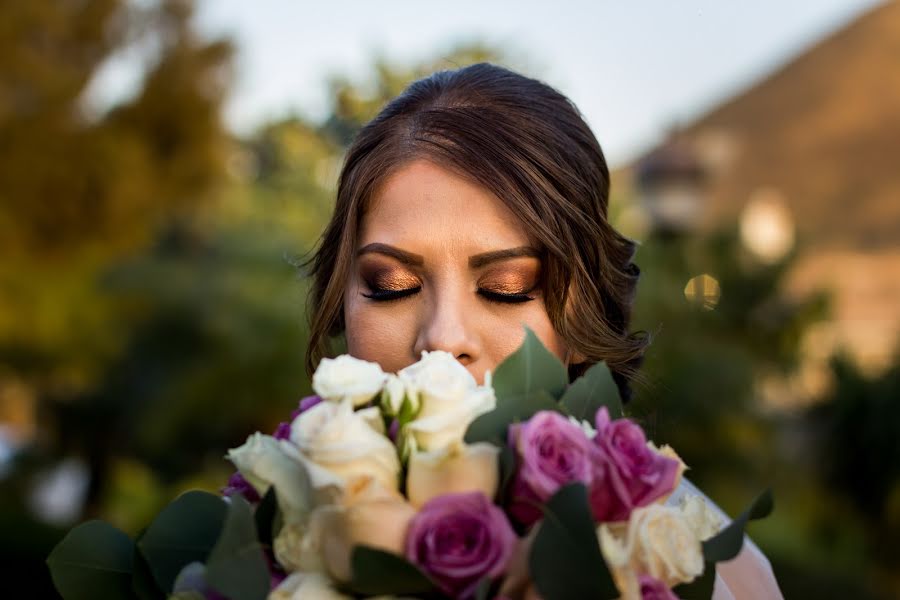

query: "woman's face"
xmin=343 ymin=159 xmax=568 ymax=384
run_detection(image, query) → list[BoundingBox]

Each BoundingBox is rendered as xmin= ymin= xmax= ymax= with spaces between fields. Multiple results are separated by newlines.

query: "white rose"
xmin=268 ymin=571 xmax=351 ymax=600
xmin=291 ymin=399 xmax=400 ymax=493
xmin=380 ymin=373 xmax=418 ymax=418
xmin=313 ymin=483 xmax=415 ymax=582
xmin=274 ymin=476 xmax=415 ymax=583
xmin=678 ymin=494 xmax=724 ymax=541
xmin=312 ymin=355 xmax=388 ymax=407
xmin=568 ymin=415 xmax=597 ymax=438
xmin=406 ymin=442 xmax=500 ymax=508
xmin=273 ymin=519 xmax=326 ymax=574
xmin=598 ymin=503 xmax=705 ymax=596
xmin=226 ymin=433 xmax=315 ymax=523
xmin=399 ymin=351 xmax=496 ymax=452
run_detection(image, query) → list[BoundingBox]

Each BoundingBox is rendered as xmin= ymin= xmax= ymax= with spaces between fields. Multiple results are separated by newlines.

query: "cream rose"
xmin=380 ymin=373 xmax=417 ymax=418
xmin=314 ymin=478 xmax=416 ymax=582
xmin=290 ymin=399 xmax=400 ymax=493
xmin=598 ymin=503 xmax=705 ymax=596
xmin=312 ymin=355 xmax=388 ymax=407
xmin=268 ymin=571 xmax=351 ymax=600
xmin=678 ymin=494 xmax=724 ymax=541
xmin=226 ymin=433 xmax=315 ymax=523
xmin=399 ymin=351 xmax=496 ymax=452
xmin=275 ymin=476 xmax=415 ymax=583
xmin=406 ymin=442 xmax=500 ymax=508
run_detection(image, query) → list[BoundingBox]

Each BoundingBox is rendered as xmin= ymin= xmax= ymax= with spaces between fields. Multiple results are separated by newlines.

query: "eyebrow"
xmin=356 ymin=243 xmax=540 ymax=268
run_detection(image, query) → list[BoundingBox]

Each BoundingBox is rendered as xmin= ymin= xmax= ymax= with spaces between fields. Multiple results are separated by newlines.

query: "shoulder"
xmin=666 ymin=478 xmax=784 ymax=600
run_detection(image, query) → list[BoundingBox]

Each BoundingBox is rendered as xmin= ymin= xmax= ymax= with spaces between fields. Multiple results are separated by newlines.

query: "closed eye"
xmin=362 ymin=286 xmax=536 ymax=304
xmin=362 ymin=286 xmax=421 ymax=302
xmin=478 ymin=289 xmax=536 ymax=304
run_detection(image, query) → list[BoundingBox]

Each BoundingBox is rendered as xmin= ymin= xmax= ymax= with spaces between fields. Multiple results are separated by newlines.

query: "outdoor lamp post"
xmin=635 ymin=137 xmax=708 ymax=238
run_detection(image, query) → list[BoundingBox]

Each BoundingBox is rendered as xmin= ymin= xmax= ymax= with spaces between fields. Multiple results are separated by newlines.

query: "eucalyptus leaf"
xmin=137 ymin=491 xmax=228 ymax=593
xmin=132 ymin=530 xmax=163 ymax=600
xmin=703 ymin=489 xmax=774 ymax=563
xmin=254 ymin=487 xmax=278 ymax=547
xmin=560 ymin=361 xmax=623 ymax=421
xmin=345 ymin=546 xmax=436 ymax=596
xmin=206 ymin=494 xmax=270 ymax=600
xmin=465 ymin=389 xmax=560 ymax=444
xmin=495 ymin=445 xmax=517 ymax=505
xmin=474 ymin=577 xmax=492 ymax=600
xmin=465 ymin=327 xmax=569 ymax=444
xmin=46 ymin=520 xmax=135 ymax=600
xmin=491 ymin=326 xmax=568 ymax=401
xmin=529 ymin=483 xmax=618 ymax=600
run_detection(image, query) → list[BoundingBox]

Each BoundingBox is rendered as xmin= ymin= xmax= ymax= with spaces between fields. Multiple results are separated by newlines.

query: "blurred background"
xmin=1 ymin=0 xmax=898 ymax=597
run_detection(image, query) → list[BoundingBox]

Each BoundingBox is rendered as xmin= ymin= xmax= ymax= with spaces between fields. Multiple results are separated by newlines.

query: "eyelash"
xmin=362 ymin=286 xmax=535 ymax=304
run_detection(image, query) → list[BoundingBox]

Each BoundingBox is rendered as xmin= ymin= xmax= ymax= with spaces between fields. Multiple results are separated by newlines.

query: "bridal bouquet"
xmin=48 ymin=328 xmax=771 ymax=600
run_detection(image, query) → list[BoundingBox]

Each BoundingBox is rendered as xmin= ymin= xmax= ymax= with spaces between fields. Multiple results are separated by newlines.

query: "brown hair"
xmin=303 ymin=63 xmax=649 ymax=401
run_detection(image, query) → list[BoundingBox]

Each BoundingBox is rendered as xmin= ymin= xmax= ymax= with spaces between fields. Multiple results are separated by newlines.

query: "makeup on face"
xmin=356 ymin=244 xmax=542 ymax=304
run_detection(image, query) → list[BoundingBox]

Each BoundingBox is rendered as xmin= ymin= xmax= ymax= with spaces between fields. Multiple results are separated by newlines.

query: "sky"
xmin=91 ymin=0 xmax=884 ymax=168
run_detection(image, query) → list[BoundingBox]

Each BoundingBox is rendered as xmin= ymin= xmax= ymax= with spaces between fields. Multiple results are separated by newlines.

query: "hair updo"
xmin=304 ymin=63 xmax=650 ymax=402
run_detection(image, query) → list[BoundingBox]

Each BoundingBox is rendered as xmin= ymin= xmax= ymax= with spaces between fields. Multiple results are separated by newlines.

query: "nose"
xmin=413 ymin=288 xmax=481 ymax=366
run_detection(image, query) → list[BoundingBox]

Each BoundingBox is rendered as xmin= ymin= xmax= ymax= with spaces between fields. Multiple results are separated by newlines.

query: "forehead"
xmin=360 ymin=159 xmax=532 ymax=252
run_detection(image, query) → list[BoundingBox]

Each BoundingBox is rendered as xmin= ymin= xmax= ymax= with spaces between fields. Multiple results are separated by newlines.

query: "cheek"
xmin=482 ymin=301 xmax=568 ymax=367
xmin=343 ymin=293 xmax=419 ymax=373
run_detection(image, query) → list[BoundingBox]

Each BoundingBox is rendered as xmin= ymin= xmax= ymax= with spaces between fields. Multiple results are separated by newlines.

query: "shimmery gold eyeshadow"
xmin=362 ymin=267 xmax=421 ymax=291
xmin=478 ymin=268 xmax=539 ymax=295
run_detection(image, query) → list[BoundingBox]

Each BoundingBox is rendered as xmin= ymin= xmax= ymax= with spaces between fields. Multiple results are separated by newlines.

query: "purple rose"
xmin=273 ymin=395 xmax=324 ymax=440
xmin=639 ymin=574 xmax=680 ymax=600
xmin=297 ymin=394 xmax=323 ymax=414
xmin=272 ymin=421 xmax=291 ymax=440
xmin=507 ymin=411 xmax=595 ymax=526
xmin=221 ymin=471 xmax=260 ymax=503
xmin=589 ymin=407 xmax=679 ymax=522
xmin=405 ymin=492 xmax=517 ymax=599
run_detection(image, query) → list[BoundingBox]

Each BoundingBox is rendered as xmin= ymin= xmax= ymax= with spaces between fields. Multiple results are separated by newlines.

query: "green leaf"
xmin=206 ymin=495 xmax=270 ymax=600
xmin=465 ymin=327 xmax=569 ymax=444
xmin=254 ymin=487 xmax=278 ymax=547
xmin=703 ymin=489 xmax=774 ymax=563
xmin=529 ymin=484 xmax=618 ymax=600
xmin=46 ymin=520 xmax=136 ymax=600
xmin=345 ymin=546 xmax=436 ymax=596
xmin=560 ymin=361 xmax=623 ymax=421
xmin=465 ymin=389 xmax=561 ymax=444
xmin=673 ymin=562 xmax=716 ymax=600
xmin=492 ymin=327 xmax=568 ymax=401
xmin=132 ymin=531 xmax=163 ymax=600
xmin=474 ymin=578 xmax=492 ymax=600
xmin=495 ymin=445 xmax=517 ymax=505
xmin=137 ymin=491 xmax=228 ymax=593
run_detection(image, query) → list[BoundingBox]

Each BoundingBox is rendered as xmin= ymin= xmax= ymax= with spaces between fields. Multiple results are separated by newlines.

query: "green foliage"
xmin=560 ymin=361 xmax=623 ymax=421
xmin=465 ymin=327 xmax=566 ymax=444
xmin=205 ymin=495 xmax=270 ymax=600
xmin=675 ymin=489 xmax=774 ymax=598
xmin=493 ymin=327 xmax=569 ymax=400
xmin=137 ymin=491 xmax=227 ymax=593
xmin=529 ymin=483 xmax=618 ymax=600
xmin=346 ymin=546 xmax=437 ymax=596
xmin=702 ymin=488 xmax=774 ymax=562
xmin=46 ymin=520 xmax=135 ymax=600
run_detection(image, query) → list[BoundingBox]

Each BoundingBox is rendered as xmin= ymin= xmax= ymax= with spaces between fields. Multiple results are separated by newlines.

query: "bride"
xmin=302 ymin=63 xmax=783 ymax=599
